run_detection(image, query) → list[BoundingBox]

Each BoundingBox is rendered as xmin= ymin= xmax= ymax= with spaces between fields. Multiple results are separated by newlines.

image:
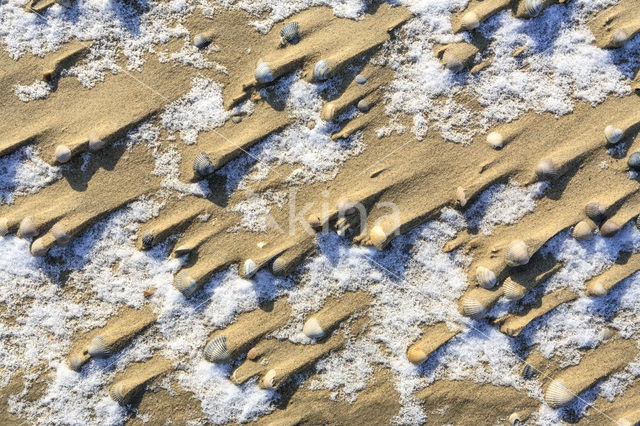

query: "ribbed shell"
xmin=503 ymin=279 xmax=526 ymax=301
xmin=321 ymin=102 xmax=336 ymax=121
xmin=193 ymin=33 xmax=210 ymax=49
xmin=141 ymin=231 xmax=154 ymax=249
xmin=505 ymin=240 xmax=530 ymax=267
xmin=88 ymin=336 xmax=111 ymax=358
xmin=193 ymin=152 xmax=215 ymax=177
xmin=600 ymin=219 xmax=620 ymax=238
xmin=55 ymin=145 xmax=72 ymax=163
xmin=313 ymin=60 xmax=331 ymax=81
xmin=524 ymin=0 xmax=543 ymax=17
xmin=51 ymin=223 xmax=71 ymax=245
xmin=476 ymin=266 xmax=496 ymax=289
xmin=461 ymin=296 xmax=486 ymax=318
xmin=69 ymin=354 xmax=85 ymax=372
xmin=585 ymin=202 xmax=606 ymax=223
xmin=610 ymin=29 xmax=629 ymax=47
xmin=110 ymin=381 xmax=139 ymax=405
xmin=486 ymin=132 xmax=503 ymax=149
xmin=31 ymin=238 xmax=48 ymax=257
xmin=0 ymin=218 xmax=8 ymax=236
xmin=461 ymin=11 xmax=480 ymax=30
xmin=204 ymin=336 xmax=231 ymax=363
xmin=243 ymin=259 xmax=258 ymax=278
xmin=604 ymin=125 xmax=623 ymax=144
xmin=271 ymin=257 xmax=286 ymax=276
xmin=174 ymin=271 xmax=198 ymax=296
xmin=18 ymin=216 xmax=38 ymax=239
xmin=254 ymin=61 xmax=274 ymax=84
xmin=261 ymin=369 xmax=277 ymax=389
xmin=628 ymin=152 xmax=640 ymax=171
xmin=302 ymin=316 xmax=324 ymax=339
xmin=280 ymin=22 xmax=299 ymax=45
xmin=545 ymin=379 xmax=574 ymax=408
xmin=521 ymin=363 xmax=534 ymax=379
xmin=535 ymin=157 xmax=556 ymax=180
xmin=369 ymin=225 xmax=387 ymax=249
xmin=442 ymin=50 xmax=463 ymax=72
xmin=572 ymin=220 xmax=594 ymax=241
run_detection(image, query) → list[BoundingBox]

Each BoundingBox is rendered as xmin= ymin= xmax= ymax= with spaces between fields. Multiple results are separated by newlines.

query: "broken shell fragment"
xmin=604 ymin=125 xmax=623 ymax=144
xmin=442 ymin=49 xmax=464 ymax=72
xmin=456 ymin=186 xmax=467 ymax=207
xmin=476 ymin=266 xmax=496 ymax=289
xmin=55 ymin=145 xmax=72 ymax=163
xmin=600 ymin=219 xmax=620 ymax=238
xmin=302 ymin=316 xmax=324 ymax=339
xmin=369 ymin=225 xmax=388 ymax=250
xmin=313 ymin=59 xmax=331 ymax=81
xmin=30 ymin=238 xmax=48 ymax=257
xmin=204 ymin=336 xmax=231 ymax=363
xmin=505 ymin=240 xmax=530 ymax=267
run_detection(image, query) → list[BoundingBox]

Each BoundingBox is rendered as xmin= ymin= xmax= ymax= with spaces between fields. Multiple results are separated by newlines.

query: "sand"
xmin=1 ymin=0 xmax=640 ymax=424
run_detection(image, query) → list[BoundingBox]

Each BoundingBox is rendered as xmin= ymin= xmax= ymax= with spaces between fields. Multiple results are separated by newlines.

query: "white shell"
xmin=443 ymin=49 xmax=463 ymax=72
xmin=0 ymin=218 xmax=8 ymax=236
xmin=174 ymin=271 xmax=198 ymax=296
xmin=204 ymin=336 xmax=231 ymax=363
xmin=456 ymin=186 xmax=467 ymax=207
xmin=255 ymin=61 xmax=274 ymax=84
xmin=461 ymin=296 xmax=486 ymax=318
xmin=243 ymin=258 xmax=258 ymax=278
xmin=313 ymin=60 xmax=331 ymax=81
xmin=51 ymin=223 xmax=71 ymax=245
xmin=476 ymin=266 xmax=496 ymax=289
xmin=588 ymin=280 xmax=607 ymax=297
xmin=505 ymin=240 xmax=530 ymax=267
xmin=271 ymin=257 xmax=286 ymax=276
xmin=585 ymin=202 xmax=606 ymax=223
xmin=280 ymin=22 xmax=299 ymax=45
xmin=18 ymin=216 xmax=38 ymax=239
xmin=55 ymin=145 xmax=72 ymax=163
xmin=535 ymin=157 xmax=556 ymax=179
xmin=193 ymin=33 xmax=210 ymax=49
xmin=503 ymin=279 xmax=526 ymax=301
xmin=600 ymin=219 xmax=620 ymax=238
xmin=261 ymin=369 xmax=277 ymax=389
xmin=141 ymin=231 xmax=154 ymax=249
xmin=193 ymin=152 xmax=215 ymax=177
xmin=524 ymin=0 xmax=543 ymax=17
xmin=321 ymin=102 xmax=336 ymax=121
xmin=604 ymin=125 xmax=624 ymax=144
xmin=610 ymin=29 xmax=629 ymax=47
xmin=110 ymin=381 xmax=133 ymax=405
xmin=88 ymin=336 xmax=111 ymax=358
xmin=545 ymin=378 xmax=574 ymax=408
xmin=486 ymin=131 xmax=503 ymax=149
xmin=302 ymin=316 xmax=324 ymax=339
xmin=572 ymin=220 xmax=593 ymax=241
xmin=369 ymin=225 xmax=387 ymax=249
xmin=30 ymin=238 xmax=48 ymax=257
xmin=461 ymin=11 xmax=480 ymax=30
xmin=88 ymin=133 xmax=105 ymax=152
xmin=69 ymin=354 xmax=85 ymax=372
xmin=355 ymin=74 xmax=367 ymax=84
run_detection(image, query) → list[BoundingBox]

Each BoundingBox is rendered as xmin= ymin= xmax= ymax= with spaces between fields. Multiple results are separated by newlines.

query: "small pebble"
xmin=355 ymin=74 xmax=367 ymax=84
xmin=357 ymin=99 xmax=370 ymax=113
xmin=628 ymin=152 xmax=640 ymax=171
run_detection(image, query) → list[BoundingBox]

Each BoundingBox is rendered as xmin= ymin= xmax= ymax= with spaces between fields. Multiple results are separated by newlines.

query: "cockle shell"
xmin=204 ymin=335 xmax=231 ymax=363
xmin=55 ymin=145 xmax=72 ymax=163
xmin=18 ymin=216 xmax=38 ymax=239
xmin=585 ymin=202 xmax=606 ymax=224
xmin=193 ymin=152 xmax=215 ymax=177
xmin=587 ymin=280 xmax=607 ymax=297
xmin=193 ymin=33 xmax=211 ymax=49
xmin=141 ymin=231 xmax=154 ymax=249
xmin=302 ymin=316 xmax=324 ymax=339
xmin=407 ymin=345 xmax=428 ymax=365
xmin=242 ymin=258 xmax=258 ymax=278
xmin=261 ymin=369 xmax=277 ymax=389
xmin=461 ymin=296 xmax=487 ymax=318
xmin=456 ymin=186 xmax=467 ymax=207
xmin=280 ymin=22 xmax=299 ymax=45
xmin=545 ymin=378 xmax=574 ymax=408
xmin=628 ymin=152 xmax=640 ymax=171
xmin=307 ymin=214 xmax=322 ymax=229
xmin=31 ymin=238 xmax=48 ymax=257
xmin=486 ymin=131 xmax=504 ymax=149
xmin=321 ymin=102 xmax=336 ymax=121
xmin=476 ymin=266 xmax=496 ymax=289
xmin=271 ymin=257 xmax=286 ymax=276
xmin=610 ymin=29 xmax=629 ymax=48
xmin=88 ymin=132 xmax=105 ymax=152
xmin=313 ymin=60 xmax=331 ymax=81
xmin=503 ymin=278 xmax=526 ymax=301
xmin=460 ymin=11 xmax=480 ymax=30
xmin=505 ymin=240 xmax=530 ymax=267
xmin=0 ymin=218 xmax=8 ymax=236
xmin=442 ymin=49 xmax=464 ymax=72
xmin=247 ymin=347 xmax=259 ymax=360
xmin=51 ymin=223 xmax=71 ymax=245
xmin=355 ymin=74 xmax=367 ymax=85
xmin=174 ymin=271 xmax=198 ymax=296
xmin=357 ymin=99 xmax=370 ymax=112
xmin=521 ymin=363 xmax=534 ymax=379
xmin=572 ymin=220 xmax=594 ymax=241
xmin=600 ymin=219 xmax=620 ymax=238
xmin=254 ymin=61 xmax=274 ymax=84
xmin=535 ymin=157 xmax=556 ymax=180
xmin=69 ymin=354 xmax=85 ymax=372
xmin=110 ymin=381 xmax=140 ymax=405
xmin=604 ymin=125 xmax=623 ymax=144
xmin=524 ymin=0 xmax=543 ymax=17
xmin=369 ymin=225 xmax=388 ymax=249
xmin=88 ymin=336 xmax=111 ymax=358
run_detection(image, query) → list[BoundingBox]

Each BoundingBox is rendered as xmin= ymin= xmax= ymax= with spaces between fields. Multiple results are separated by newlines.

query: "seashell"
xmin=585 ymin=202 xmax=606 ymax=224
xmin=572 ymin=220 xmax=594 ymax=241
xmin=174 ymin=271 xmax=198 ymax=296
xmin=261 ymin=369 xmax=277 ymax=389
xmin=628 ymin=152 xmax=640 ymax=171
xmin=173 ymin=244 xmax=192 ymax=257
xmin=476 ymin=266 xmax=497 ymax=289
xmin=505 ymin=240 xmax=530 ymax=267
xmin=407 ymin=345 xmax=427 ymax=365
xmin=88 ymin=336 xmax=111 ymax=358
xmin=280 ymin=22 xmax=299 ymax=45
xmin=313 ymin=60 xmax=331 ymax=81
xmin=461 ymin=296 xmax=486 ymax=318
xmin=18 ymin=216 xmax=38 ymax=239
xmin=321 ymin=102 xmax=336 ymax=121
xmin=610 ymin=29 xmax=629 ymax=48
xmin=486 ymin=131 xmax=503 ymax=149
xmin=369 ymin=225 xmax=388 ymax=249
xmin=55 ymin=145 xmax=72 ymax=163
xmin=51 ymin=223 xmax=71 ymax=245
xmin=588 ymin=280 xmax=607 ymax=297
xmin=110 ymin=380 xmax=141 ymax=405
xmin=600 ymin=219 xmax=620 ymax=238
xmin=535 ymin=157 xmax=556 ymax=180
xmin=254 ymin=61 xmax=274 ymax=84
xmin=524 ymin=0 xmax=543 ymax=17
xmin=442 ymin=49 xmax=464 ymax=72
xmin=617 ymin=417 xmax=634 ymax=426
xmin=271 ymin=257 xmax=286 ymax=276
xmin=503 ymin=278 xmax=526 ymax=301
xmin=204 ymin=335 xmax=231 ymax=363
xmin=231 ymin=115 xmax=242 ymax=124
xmin=247 ymin=347 xmax=259 ymax=360
xmin=521 ymin=363 xmax=534 ymax=380
xmin=69 ymin=354 xmax=85 ymax=372
xmin=141 ymin=231 xmax=154 ymax=249
xmin=460 ymin=11 xmax=480 ymax=30
xmin=302 ymin=316 xmax=324 ymax=339
xmin=193 ymin=33 xmax=211 ymax=49
xmin=598 ymin=327 xmax=613 ymax=341
xmin=357 ymin=99 xmax=370 ymax=113
xmin=456 ymin=186 xmax=467 ymax=207
xmin=355 ymin=74 xmax=367 ymax=85
xmin=30 ymin=238 xmax=48 ymax=257
xmin=0 ymin=218 xmax=8 ymax=236
xmin=508 ymin=412 xmax=522 ymax=426
xmin=545 ymin=378 xmax=574 ymax=408
xmin=308 ymin=214 xmax=322 ymax=229
xmin=242 ymin=258 xmax=258 ymax=278
xmin=88 ymin=132 xmax=105 ymax=152
xmin=193 ymin=152 xmax=215 ymax=177
xmin=604 ymin=125 xmax=623 ymax=144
